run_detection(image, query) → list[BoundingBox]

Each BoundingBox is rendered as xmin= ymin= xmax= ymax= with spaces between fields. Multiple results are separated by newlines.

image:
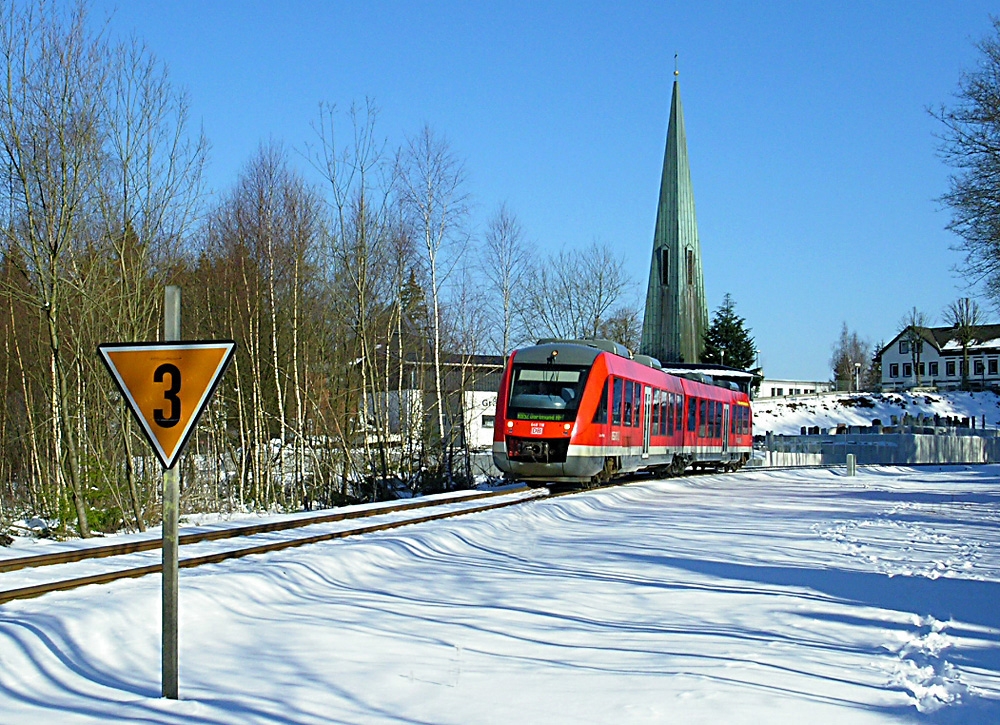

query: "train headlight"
xmin=506 ymin=420 xmax=514 ymax=429
xmin=563 ymin=423 xmax=572 ymax=433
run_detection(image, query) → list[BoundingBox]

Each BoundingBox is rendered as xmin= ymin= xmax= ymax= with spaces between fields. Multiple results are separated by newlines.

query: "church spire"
xmin=639 ymin=75 xmax=708 ymax=364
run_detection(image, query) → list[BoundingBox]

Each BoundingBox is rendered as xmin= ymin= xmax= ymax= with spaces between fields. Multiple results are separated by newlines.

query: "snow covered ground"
xmin=2 ymin=465 xmax=1000 ymax=723
xmin=753 ymin=390 xmax=1000 ymax=436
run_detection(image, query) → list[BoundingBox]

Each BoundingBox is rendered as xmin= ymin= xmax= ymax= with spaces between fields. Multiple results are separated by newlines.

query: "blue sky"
xmin=90 ymin=1 xmax=998 ymax=379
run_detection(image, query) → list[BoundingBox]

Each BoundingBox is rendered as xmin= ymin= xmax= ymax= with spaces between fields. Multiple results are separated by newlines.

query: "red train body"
xmin=492 ymin=339 xmax=752 ymax=485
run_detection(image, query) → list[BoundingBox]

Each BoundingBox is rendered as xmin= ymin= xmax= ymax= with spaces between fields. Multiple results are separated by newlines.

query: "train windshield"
xmin=508 ymin=365 xmax=590 ymax=421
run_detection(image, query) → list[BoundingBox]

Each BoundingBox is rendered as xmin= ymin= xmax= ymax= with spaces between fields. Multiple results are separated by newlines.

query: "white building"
xmin=371 ymin=354 xmax=504 ymax=451
xmin=756 ymin=378 xmax=834 ymax=399
xmin=879 ymin=324 xmax=1000 ymax=391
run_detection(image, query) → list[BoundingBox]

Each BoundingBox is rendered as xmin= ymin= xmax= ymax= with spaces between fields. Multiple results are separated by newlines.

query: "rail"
xmin=0 ymin=487 xmax=545 ymax=605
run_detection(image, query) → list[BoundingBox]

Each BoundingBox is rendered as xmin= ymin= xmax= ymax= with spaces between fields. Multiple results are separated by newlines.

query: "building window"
xmin=775 ymin=388 xmax=784 ymax=396
xmin=918 ymin=362 xmax=925 ymax=377
xmin=929 ymin=361 xmax=939 ymax=376
xmin=482 ymin=415 xmax=495 ymax=428
xmin=975 ymin=359 xmax=985 ymax=375
xmin=990 ymin=359 xmax=998 ymax=376
xmin=890 ymin=364 xmax=899 ymax=378
xmin=686 ymin=248 xmax=694 ymax=286
xmin=900 ymin=340 xmax=910 ymax=354
xmin=947 ymin=360 xmax=956 ymax=377
xmin=903 ymin=363 xmax=912 ymax=377
xmin=658 ymin=248 xmax=669 ymax=286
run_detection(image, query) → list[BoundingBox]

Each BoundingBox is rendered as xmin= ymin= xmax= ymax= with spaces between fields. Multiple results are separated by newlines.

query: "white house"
xmin=756 ymin=378 xmax=834 ymax=399
xmin=879 ymin=324 xmax=1000 ymax=391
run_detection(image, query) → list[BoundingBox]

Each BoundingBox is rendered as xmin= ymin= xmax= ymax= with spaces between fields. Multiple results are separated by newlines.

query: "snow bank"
xmin=753 ymin=390 xmax=1000 ymax=435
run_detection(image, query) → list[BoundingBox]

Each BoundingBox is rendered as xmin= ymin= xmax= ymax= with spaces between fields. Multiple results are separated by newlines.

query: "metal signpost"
xmin=97 ymin=286 xmax=235 ymax=699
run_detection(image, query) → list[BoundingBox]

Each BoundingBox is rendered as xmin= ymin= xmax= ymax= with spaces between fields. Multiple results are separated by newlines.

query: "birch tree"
xmin=313 ymin=100 xmax=399 ymax=497
xmin=482 ymin=203 xmax=527 ymax=355
xmin=0 ymin=1 xmax=109 ymax=536
xmin=399 ymin=125 xmax=469 ymax=469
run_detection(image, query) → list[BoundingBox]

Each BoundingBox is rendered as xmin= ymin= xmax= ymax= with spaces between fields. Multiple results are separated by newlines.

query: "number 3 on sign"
xmin=154 ymin=363 xmax=181 ymax=428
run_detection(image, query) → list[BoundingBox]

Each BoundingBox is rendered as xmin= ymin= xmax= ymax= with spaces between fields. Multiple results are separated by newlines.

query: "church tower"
xmin=639 ymin=72 xmax=708 ymax=364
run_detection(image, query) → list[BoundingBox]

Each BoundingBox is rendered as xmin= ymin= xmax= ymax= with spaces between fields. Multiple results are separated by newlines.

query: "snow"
xmin=753 ymin=390 xmax=1000 ymax=435
xmin=3 ymin=466 xmax=1000 ymax=723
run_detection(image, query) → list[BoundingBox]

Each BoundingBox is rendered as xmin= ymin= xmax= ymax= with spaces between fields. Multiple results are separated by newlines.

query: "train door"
xmin=642 ymin=386 xmax=652 ymax=458
xmin=722 ymin=404 xmax=730 ymax=454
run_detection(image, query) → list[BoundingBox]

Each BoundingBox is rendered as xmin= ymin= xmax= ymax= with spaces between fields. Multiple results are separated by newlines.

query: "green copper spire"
xmin=640 ymin=75 xmax=708 ymax=363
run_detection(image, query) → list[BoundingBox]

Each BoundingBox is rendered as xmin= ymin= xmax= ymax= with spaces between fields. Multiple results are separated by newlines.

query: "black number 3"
xmin=154 ymin=363 xmax=181 ymax=428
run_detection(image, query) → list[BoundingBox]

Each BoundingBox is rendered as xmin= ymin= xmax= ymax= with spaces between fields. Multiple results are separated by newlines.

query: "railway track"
xmin=0 ymin=486 xmax=546 ymax=606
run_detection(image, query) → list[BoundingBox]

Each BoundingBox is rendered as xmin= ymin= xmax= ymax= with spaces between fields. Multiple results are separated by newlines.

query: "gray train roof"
xmin=514 ymin=341 xmax=613 ymax=366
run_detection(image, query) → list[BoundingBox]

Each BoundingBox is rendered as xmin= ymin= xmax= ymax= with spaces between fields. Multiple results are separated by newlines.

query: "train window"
xmin=508 ymin=365 xmax=590 ymax=422
xmin=633 ymin=382 xmax=642 ymax=427
xmin=651 ymin=389 xmax=660 ymax=433
xmin=716 ymin=401 xmax=723 ymax=438
xmin=730 ymin=405 xmax=737 ymax=435
xmin=666 ymin=392 xmax=673 ymax=435
xmin=676 ymin=395 xmax=683 ymax=435
xmin=687 ymin=397 xmax=697 ymax=432
xmin=611 ymin=378 xmax=623 ymax=426
xmin=699 ymin=399 xmax=709 ymax=437
xmin=623 ymin=379 xmax=633 ymax=427
xmin=660 ymin=391 xmax=668 ymax=436
xmin=593 ymin=379 xmax=609 ymax=424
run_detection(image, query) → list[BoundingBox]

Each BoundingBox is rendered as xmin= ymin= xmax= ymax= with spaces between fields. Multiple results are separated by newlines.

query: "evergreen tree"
xmin=701 ymin=294 xmax=756 ymax=369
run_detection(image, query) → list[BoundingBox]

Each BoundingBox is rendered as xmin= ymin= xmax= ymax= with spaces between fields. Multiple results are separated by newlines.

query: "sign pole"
xmin=162 ymin=285 xmax=180 ymax=700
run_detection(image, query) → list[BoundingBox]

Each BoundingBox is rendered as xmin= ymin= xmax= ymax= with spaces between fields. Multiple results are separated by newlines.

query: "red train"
xmin=492 ymin=339 xmax=752 ymax=486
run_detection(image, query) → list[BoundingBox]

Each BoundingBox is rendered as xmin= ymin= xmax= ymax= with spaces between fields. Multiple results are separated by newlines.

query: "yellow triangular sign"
xmin=98 ymin=341 xmax=236 ymax=469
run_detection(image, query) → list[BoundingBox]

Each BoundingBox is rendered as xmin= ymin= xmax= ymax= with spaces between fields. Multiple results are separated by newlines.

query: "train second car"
xmin=492 ymin=339 xmax=752 ymax=486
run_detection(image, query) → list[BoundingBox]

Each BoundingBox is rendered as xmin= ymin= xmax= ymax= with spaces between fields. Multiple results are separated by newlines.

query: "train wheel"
xmin=590 ymin=457 xmax=617 ymax=487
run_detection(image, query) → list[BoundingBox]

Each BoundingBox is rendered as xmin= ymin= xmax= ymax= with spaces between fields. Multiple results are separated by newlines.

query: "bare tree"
xmin=943 ymin=297 xmax=982 ymax=390
xmin=598 ymin=305 xmax=642 ymax=352
xmin=900 ymin=307 xmax=931 ymax=387
xmin=933 ymin=18 xmax=1000 ymax=301
xmin=519 ymin=240 xmax=631 ymax=342
xmin=399 ymin=125 xmax=469 ymax=466
xmin=314 ymin=100 xmax=399 ymax=497
xmin=0 ymin=1 xmax=112 ymax=536
xmin=482 ymin=203 xmax=528 ymax=355
xmin=830 ymin=323 xmax=872 ymax=392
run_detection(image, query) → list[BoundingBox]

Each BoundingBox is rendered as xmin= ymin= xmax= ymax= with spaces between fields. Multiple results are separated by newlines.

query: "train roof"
xmin=515 ymin=340 xmax=613 ymax=366
xmin=515 ymin=340 xmax=754 ymax=395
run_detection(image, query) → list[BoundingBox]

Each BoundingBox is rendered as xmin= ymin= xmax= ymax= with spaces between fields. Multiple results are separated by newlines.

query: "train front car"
xmin=493 ymin=341 xmax=610 ymax=485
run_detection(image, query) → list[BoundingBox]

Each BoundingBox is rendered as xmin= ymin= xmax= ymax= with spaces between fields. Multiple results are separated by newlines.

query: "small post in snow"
xmin=162 ymin=285 xmax=180 ymax=700
xmin=846 ymin=453 xmax=856 ymax=477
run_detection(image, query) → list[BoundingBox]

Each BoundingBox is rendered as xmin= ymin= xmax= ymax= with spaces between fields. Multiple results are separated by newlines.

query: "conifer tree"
xmin=701 ymin=294 xmax=756 ymax=369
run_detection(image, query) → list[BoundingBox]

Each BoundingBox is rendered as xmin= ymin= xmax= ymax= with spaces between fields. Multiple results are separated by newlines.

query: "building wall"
xmin=463 ymin=390 xmax=499 ymax=450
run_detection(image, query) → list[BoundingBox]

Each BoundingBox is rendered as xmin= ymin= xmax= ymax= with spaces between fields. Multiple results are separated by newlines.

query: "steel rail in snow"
xmin=0 ymin=487 xmax=527 ymax=575
xmin=0 ymin=490 xmax=545 ymax=605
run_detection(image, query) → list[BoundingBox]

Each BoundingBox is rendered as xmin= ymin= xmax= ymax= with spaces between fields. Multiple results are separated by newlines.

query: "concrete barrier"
xmin=760 ymin=431 xmax=1000 ymax=466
